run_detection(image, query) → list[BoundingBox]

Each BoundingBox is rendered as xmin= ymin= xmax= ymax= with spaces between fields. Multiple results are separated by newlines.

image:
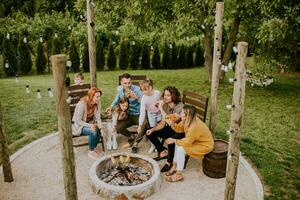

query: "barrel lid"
xmin=213 ymin=139 xmax=228 ymax=153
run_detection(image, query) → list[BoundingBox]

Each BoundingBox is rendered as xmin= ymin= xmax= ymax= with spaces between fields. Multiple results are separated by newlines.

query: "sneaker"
xmin=148 ymin=144 xmax=156 ymax=154
xmin=88 ymin=150 xmax=101 ymax=160
xmin=131 ymin=146 xmax=138 ymax=154
xmin=106 ymin=141 xmax=112 ymax=150
xmin=112 ymin=138 xmax=118 ymax=150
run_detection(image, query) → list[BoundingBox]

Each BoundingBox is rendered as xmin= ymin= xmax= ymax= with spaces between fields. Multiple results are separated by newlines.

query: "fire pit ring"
xmin=89 ymin=152 xmax=161 ymax=199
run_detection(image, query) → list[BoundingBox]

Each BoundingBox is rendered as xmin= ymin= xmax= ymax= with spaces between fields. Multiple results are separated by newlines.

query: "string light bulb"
xmin=229 ymin=78 xmax=237 ymax=83
xmin=5 ymin=60 xmax=9 ymax=68
xmin=39 ymin=36 xmax=43 ymax=43
xmin=54 ymin=32 xmax=58 ymax=38
xmin=6 ymin=33 xmax=10 ymax=40
xmin=25 ymin=85 xmax=30 ymax=94
xmin=132 ymin=41 xmax=135 ymax=46
xmin=48 ymin=88 xmax=54 ymax=98
xmin=226 ymin=104 xmax=235 ymax=110
xmin=23 ymin=37 xmax=27 ymax=43
xmin=233 ymin=46 xmax=238 ymax=54
xmin=37 ymin=89 xmax=42 ymax=99
xmin=201 ymin=24 xmax=205 ymax=29
xmin=15 ymin=74 xmax=19 ymax=83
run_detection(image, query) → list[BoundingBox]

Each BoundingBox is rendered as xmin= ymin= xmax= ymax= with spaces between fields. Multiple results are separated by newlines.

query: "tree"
xmin=82 ymin=42 xmax=89 ymax=72
xmin=51 ymin=34 xmax=61 ymax=55
xmin=162 ymin=43 xmax=170 ymax=69
xmin=2 ymin=34 xmax=18 ymax=76
xmin=69 ymin=39 xmax=80 ymax=72
xmin=186 ymin=45 xmax=194 ymax=67
xmin=118 ymin=40 xmax=128 ymax=70
xmin=96 ymin=38 xmax=105 ymax=70
xmin=170 ymin=42 xmax=178 ymax=69
xmin=130 ymin=42 xmax=140 ymax=70
xmin=141 ymin=43 xmax=150 ymax=69
xmin=152 ymin=45 xmax=161 ymax=69
xmin=18 ymin=36 xmax=32 ymax=75
xmin=195 ymin=43 xmax=205 ymax=67
xmin=35 ymin=40 xmax=47 ymax=74
xmin=107 ymin=42 xmax=116 ymax=70
xmin=178 ymin=45 xmax=186 ymax=68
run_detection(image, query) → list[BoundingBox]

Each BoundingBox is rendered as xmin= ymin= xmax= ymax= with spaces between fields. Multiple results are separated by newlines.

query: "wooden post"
xmin=86 ymin=0 xmax=97 ymax=87
xmin=209 ymin=2 xmax=224 ymax=136
xmin=0 ymin=103 xmax=13 ymax=182
xmin=224 ymin=42 xmax=248 ymax=200
xmin=51 ymin=54 xmax=78 ymax=200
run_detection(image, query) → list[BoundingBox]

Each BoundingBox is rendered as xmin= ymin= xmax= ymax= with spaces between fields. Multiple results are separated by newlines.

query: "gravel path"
xmin=0 ymin=132 xmax=263 ymax=200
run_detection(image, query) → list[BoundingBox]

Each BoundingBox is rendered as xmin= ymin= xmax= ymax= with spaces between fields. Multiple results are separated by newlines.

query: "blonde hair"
xmin=182 ymin=105 xmax=197 ymax=131
xmin=139 ymin=78 xmax=153 ymax=91
xmin=74 ymin=72 xmax=84 ymax=80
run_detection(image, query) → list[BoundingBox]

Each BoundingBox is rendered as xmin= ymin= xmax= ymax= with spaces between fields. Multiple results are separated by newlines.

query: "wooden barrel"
xmin=203 ymin=139 xmax=228 ymax=178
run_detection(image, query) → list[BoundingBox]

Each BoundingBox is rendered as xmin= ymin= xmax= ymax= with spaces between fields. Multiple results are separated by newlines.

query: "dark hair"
xmin=113 ymin=96 xmax=129 ymax=113
xmin=120 ymin=73 xmax=131 ymax=80
xmin=163 ymin=86 xmax=181 ymax=104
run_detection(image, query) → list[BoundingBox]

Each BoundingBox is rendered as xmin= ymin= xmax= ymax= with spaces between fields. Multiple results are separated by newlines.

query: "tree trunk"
xmin=220 ymin=15 xmax=241 ymax=81
xmin=0 ymin=103 xmax=14 ymax=182
xmin=204 ymin=27 xmax=213 ymax=82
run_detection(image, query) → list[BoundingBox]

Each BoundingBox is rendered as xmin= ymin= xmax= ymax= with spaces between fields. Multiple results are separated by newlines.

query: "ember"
xmin=98 ymin=155 xmax=152 ymax=186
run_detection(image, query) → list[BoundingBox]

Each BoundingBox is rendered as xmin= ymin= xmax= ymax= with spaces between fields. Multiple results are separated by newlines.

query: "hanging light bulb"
xmin=201 ymin=24 xmax=205 ymax=29
xmin=37 ymin=89 xmax=42 ymax=99
xmin=229 ymin=78 xmax=237 ymax=83
xmin=66 ymin=60 xmax=72 ymax=70
xmin=68 ymin=24 xmax=72 ymax=31
xmin=54 ymin=32 xmax=58 ymax=38
xmin=226 ymin=104 xmax=235 ymax=110
xmin=132 ymin=41 xmax=135 ymax=46
xmin=25 ymin=85 xmax=30 ymax=94
xmin=66 ymin=96 xmax=72 ymax=104
xmin=150 ymin=46 xmax=154 ymax=50
xmin=39 ymin=36 xmax=43 ymax=43
xmin=115 ymin=30 xmax=119 ymax=35
xmin=23 ymin=37 xmax=27 ymax=43
xmin=6 ymin=33 xmax=10 ymax=40
xmin=48 ymin=88 xmax=54 ymax=98
xmin=5 ymin=60 xmax=9 ymax=68
xmin=169 ymin=44 xmax=173 ymax=49
xmin=233 ymin=46 xmax=238 ymax=54
xmin=15 ymin=74 xmax=19 ymax=83
xmin=228 ymin=61 xmax=233 ymax=70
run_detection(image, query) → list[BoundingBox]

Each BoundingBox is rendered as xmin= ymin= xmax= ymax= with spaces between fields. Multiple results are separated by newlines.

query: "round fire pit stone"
xmin=89 ymin=152 xmax=161 ymax=199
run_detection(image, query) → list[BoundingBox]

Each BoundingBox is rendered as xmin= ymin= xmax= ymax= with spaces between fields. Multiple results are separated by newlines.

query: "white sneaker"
xmin=148 ymin=144 xmax=156 ymax=154
xmin=112 ymin=137 xmax=118 ymax=150
xmin=106 ymin=141 xmax=112 ymax=150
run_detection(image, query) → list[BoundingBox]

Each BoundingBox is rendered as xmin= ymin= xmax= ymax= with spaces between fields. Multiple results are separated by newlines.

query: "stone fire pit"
xmin=89 ymin=152 xmax=161 ymax=199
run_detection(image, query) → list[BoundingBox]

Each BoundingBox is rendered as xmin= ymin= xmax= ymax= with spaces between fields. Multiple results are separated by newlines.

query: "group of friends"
xmin=71 ymin=72 xmax=214 ymax=182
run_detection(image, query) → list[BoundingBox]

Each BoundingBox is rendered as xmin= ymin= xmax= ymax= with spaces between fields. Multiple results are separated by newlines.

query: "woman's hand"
xmin=146 ymin=128 xmax=155 ymax=136
xmin=165 ymin=138 xmax=176 ymax=144
xmin=91 ymin=124 xmax=98 ymax=130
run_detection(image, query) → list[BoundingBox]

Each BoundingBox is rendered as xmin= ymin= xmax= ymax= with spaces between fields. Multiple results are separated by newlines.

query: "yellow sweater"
xmin=176 ymin=118 xmax=214 ymax=159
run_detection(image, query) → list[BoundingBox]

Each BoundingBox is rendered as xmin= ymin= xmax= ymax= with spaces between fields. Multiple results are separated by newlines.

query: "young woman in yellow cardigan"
xmin=164 ymin=105 xmax=214 ymax=182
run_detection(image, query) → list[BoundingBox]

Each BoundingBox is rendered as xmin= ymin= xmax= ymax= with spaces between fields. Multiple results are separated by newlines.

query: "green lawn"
xmin=0 ymin=68 xmax=299 ymax=199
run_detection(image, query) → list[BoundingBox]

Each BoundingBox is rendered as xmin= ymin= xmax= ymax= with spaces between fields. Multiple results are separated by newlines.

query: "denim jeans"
xmin=147 ymin=112 xmax=162 ymax=128
xmin=81 ymin=127 xmax=101 ymax=150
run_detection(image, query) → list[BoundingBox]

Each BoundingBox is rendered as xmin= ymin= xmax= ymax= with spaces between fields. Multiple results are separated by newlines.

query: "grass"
xmin=0 ymin=68 xmax=299 ymax=199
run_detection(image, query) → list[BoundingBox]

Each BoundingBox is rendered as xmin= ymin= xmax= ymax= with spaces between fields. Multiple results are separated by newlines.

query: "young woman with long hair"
xmin=164 ymin=104 xmax=214 ymax=182
xmin=72 ymin=87 xmax=104 ymax=160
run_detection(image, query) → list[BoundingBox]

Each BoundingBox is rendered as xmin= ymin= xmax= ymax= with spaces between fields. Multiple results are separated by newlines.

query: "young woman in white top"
xmin=131 ymin=79 xmax=161 ymax=154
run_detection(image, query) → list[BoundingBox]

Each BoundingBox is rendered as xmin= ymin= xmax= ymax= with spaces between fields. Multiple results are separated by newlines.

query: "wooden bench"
xmin=182 ymin=90 xmax=209 ymax=168
xmin=69 ymin=84 xmax=105 ymax=151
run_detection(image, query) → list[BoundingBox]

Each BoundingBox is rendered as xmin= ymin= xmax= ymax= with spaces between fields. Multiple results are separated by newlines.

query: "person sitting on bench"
xmin=72 ymin=87 xmax=104 ymax=160
xmin=146 ymin=86 xmax=184 ymax=173
xmin=106 ymin=73 xmax=146 ymax=147
xmin=164 ymin=105 xmax=214 ymax=182
xmin=73 ymin=72 xmax=84 ymax=86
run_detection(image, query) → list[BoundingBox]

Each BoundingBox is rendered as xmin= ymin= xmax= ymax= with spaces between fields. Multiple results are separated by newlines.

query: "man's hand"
xmin=127 ymin=90 xmax=138 ymax=99
xmin=105 ymin=107 xmax=112 ymax=114
xmin=146 ymin=128 xmax=155 ymax=136
xmin=165 ymin=138 xmax=176 ymax=145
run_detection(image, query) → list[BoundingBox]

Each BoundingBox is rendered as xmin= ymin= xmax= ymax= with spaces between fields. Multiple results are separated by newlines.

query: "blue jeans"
xmin=81 ymin=127 xmax=102 ymax=150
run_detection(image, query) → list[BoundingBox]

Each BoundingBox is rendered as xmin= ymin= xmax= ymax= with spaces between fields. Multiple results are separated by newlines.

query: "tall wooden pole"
xmin=86 ymin=0 xmax=97 ymax=87
xmin=0 ymin=103 xmax=13 ymax=182
xmin=224 ymin=42 xmax=248 ymax=200
xmin=209 ymin=2 xmax=224 ymax=136
xmin=51 ymin=54 xmax=78 ymax=200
